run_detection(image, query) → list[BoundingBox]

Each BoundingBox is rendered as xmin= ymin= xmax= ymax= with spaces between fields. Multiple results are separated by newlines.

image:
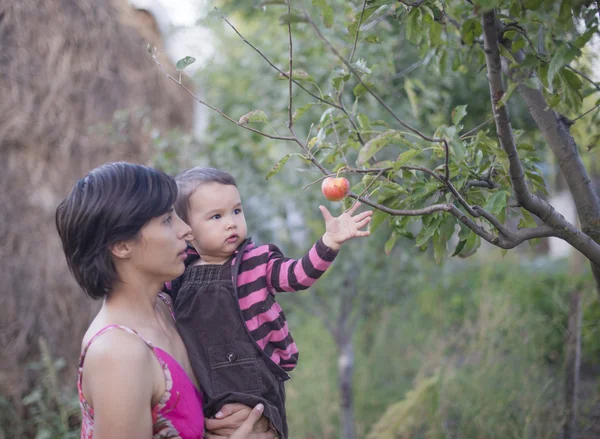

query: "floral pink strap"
xmin=157 ymin=292 xmax=176 ymax=322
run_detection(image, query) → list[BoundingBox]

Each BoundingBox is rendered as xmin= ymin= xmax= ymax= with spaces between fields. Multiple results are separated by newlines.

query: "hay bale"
xmin=0 ymin=0 xmax=194 ymax=426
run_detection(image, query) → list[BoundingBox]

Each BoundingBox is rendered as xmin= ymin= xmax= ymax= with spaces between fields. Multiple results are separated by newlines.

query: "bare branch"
xmin=350 ymin=0 xmax=368 ymax=63
xmin=287 ymin=1 xmax=293 ymax=129
xmin=305 ymin=14 xmax=441 ymax=144
xmin=572 ymin=101 xmax=600 ymax=123
xmin=566 ymin=65 xmax=600 ymax=93
xmin=460 ymin=117 xmax=494 ymax=139
xmin=465 ymin=179 xmax=500 ymax=190
xmin=216 ymin=8 xmax=343 ymax=111
xmin=398 ymin=0 xmax=427 ymax=6
xmin=442 ymin=139 xmax=450 ymax=181
xmin=151 ymin=54 xmax=295 ymax=142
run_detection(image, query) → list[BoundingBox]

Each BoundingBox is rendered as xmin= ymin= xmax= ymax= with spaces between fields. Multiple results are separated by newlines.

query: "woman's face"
xmin=127 ymin=208 xmax=192 ymax=284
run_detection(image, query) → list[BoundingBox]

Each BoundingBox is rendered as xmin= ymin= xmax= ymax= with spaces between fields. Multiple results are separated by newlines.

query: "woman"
xmin=56 ymin=162 xmax=274 ymax=439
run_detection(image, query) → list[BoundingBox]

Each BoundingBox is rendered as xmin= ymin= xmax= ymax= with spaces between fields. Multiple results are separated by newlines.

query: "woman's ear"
xmin=110 ymin=241 xmax=133 ymax=260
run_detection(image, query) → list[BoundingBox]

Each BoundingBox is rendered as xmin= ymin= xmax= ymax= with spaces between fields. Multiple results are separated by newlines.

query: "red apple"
xmin=321 ymin=177 xmax=350 ymax=202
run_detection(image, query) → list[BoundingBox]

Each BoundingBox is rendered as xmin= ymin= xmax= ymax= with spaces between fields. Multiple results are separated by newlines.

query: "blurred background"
xmin=1 ymin=0 xmax=599 ymax=438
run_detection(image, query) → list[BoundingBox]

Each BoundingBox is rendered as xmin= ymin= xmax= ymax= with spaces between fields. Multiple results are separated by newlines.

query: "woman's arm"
xmin=82 ymin=331 xmax=161 ymax=439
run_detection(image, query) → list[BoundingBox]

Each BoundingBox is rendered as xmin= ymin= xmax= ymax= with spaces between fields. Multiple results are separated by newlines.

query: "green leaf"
xmin=405 ymin=8 xmax=422 ymax=45
xmin=451 ymin=105 xmax=468 ymax=125
xmin=461 ymin=18 xmax=482 ymax=46
xmin=452 ymin=239 xmax=467 ymax=257
xmin=312 ymin=0 xmax=333 ymax=28
xmin=559 ymin=0 xmax=572 ymax=21
xmin=562 ymin=68 xmax=583 ymax=92
xmin=353 ymin=81 xmax=374 ymax=98
xmin=357 ymin=113 xmax=371 ymax=131
xmin=504 ymin=30 xmax=518 ymax=40
xmin=456 ymin=229 xmax=481 ymax=258
xmin=518 ymin=143 xmax=535 ymax=152
xmin=347 ymin=6 xmax=377 ymax=36
xmin=498 ymin=44 xmax=516 ymax=64
xmin=357 ymin=130 xmax=402 ymax=164
xmin=393 ymin=149 xmax=421 ymax=170
xmin=176 ymin=56 xmax=196 ymax=71
xmin=429 ymin=22 xmax=443 ymax=46
xmin=518 ymin=208 xmax=538 ymax=229
xmin=574 ymin=27 xmax=598 ymax=49
xmin=415 ymin=214 xmax=443 ymax=247
xmin=433 ymin=230 xmax=447 ymax=264
xmin=405 ymin=78 xmax=419 ymax=118
xmin=292 ymin=103 xmax=315 ymax=122
xmin=484 ymin=190 xmax=508 ymax=216
xmin=238 ymin=110 xmax=269 ymax=125
xmin=496 ymin=82 xmax=517 ymax=108
xmin=384 ymin=232 xmax=398 ymax=255
xmin=548 ymin=44 xmax=581 ymax=87
xmin=365 ymin=35 xmax=380 ymax=44
xmin=370 ymin=209 xmax=389 ymax=233
xmin=279 ymin=13 xmax=308 ymax=25
xmin=266 ymin=154 xmax=292 ymax=180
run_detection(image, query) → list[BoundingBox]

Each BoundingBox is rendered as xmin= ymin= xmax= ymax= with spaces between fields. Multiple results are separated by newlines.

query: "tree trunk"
xmin=564 ymin=289 xmax=582 ymax=439
xmin=338 ymin=336 xmax=356 ymax=439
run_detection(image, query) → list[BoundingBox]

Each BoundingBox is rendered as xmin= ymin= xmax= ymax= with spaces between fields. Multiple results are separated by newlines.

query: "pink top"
xmin=77 ymin=296 xmax=204 ymax=438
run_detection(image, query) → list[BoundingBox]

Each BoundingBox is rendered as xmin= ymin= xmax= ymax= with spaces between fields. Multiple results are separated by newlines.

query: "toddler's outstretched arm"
xmin=264 ymin=203 xmax=371 ymax=293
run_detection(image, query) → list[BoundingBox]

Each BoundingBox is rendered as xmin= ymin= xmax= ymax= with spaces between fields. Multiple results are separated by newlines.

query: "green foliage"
xmin=1 ymin=338 xmax=80 ymax=439
xmin=281 ymin=256 xmax=599 ymax=438
xmin=179 ymin=0 xmax=600 ymax=265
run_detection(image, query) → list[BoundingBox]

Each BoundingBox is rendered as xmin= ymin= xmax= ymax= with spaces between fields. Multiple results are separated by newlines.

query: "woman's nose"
xmin=178 ymin=218 xmax=192 ymax=239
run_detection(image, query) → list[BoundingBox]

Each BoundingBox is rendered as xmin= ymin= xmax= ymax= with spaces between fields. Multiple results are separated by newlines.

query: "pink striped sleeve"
xmin=238 ymin=288 xmax=269 ymax=311
xmin=308 ymin=244 xmax=333 ymax=271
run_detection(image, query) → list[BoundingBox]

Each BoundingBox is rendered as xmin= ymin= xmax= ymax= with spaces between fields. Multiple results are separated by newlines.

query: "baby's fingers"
xmin=355 ymin=215 xmax=372 ymax=230
xmin=352 ymin=210 xmax=373 ymax=222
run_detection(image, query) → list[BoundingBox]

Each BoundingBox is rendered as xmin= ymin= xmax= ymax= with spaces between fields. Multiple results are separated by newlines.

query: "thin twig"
xmin=572 ymin=101 xmax=600 ymax=123
xmin=287 ymin=1 xmax=293 ymax=129
xmin=460 ymin=117 xmax=494 ymax=139
xmin=442 ymin=140 xmax=450 ymax=181
xmin=305 ymin=14 xmax=442 ymax=144
xmin=398 ymin=0 xmax=427 ymax=6
xmin=216 ymin=8 xmax=343 ymax=111
xmin=330 ymin=115 xmax=350 ymax=166
xmin=350 ymin=0 xmax=368 ymax=63
xmin=152 ymin=54 xmax=295 ymax=141
xmin=566 ymin=65 xmax=600 ymax=92
xmin=349 ymin=168 xmax=384 ymax=210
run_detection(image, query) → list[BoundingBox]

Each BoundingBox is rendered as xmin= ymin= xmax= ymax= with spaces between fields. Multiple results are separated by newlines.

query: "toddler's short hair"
xmin=174 ymin=167 xmax=237 ymax=224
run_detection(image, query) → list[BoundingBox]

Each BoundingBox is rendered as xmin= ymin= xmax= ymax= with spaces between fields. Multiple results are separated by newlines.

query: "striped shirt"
xmin=171 ymin=238 xmax=338 ymax=372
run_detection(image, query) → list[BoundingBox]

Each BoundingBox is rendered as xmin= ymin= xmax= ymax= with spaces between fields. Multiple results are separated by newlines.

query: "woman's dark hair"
xmin=55 ymin=162 xmax=177 ymax=299
xmin=174 ymin=167 xmax=237 ymax=225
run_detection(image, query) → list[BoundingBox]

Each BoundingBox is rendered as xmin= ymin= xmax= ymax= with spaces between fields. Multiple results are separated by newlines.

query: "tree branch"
xmin=305 ymin=14 xmax=442 ymax=144
xmin=397 ymin=0 xmax=427 ymax=6
xmin=216 ymin=8 xmax=343 ymax=111
xmin=566 ymin=65 xmax=600 ymax=93
xmin=482 ymin=10 xmax=600 ymax=268
xmin=572 ymin=101 xmax=600 ymax=123
xmin=151 ymin=53 xmax=296 ymax=142
xmin=350 ymin=0 xmax=368 ymax=63
xmin=287 ymin=1 xmax=293 ymax=129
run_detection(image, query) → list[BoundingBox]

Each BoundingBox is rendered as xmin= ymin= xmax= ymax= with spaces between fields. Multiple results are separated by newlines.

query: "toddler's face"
xmin=186 ymin=182 xmax=248 ymax=264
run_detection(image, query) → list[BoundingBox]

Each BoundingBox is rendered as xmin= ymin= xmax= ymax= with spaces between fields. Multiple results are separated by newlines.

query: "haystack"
xmin=0 ymin=0 xmax=193 ymax=431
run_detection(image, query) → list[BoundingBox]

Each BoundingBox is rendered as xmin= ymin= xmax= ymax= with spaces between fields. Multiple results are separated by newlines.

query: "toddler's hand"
xmin=320 ymin=202 xmax=372 ymax=251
